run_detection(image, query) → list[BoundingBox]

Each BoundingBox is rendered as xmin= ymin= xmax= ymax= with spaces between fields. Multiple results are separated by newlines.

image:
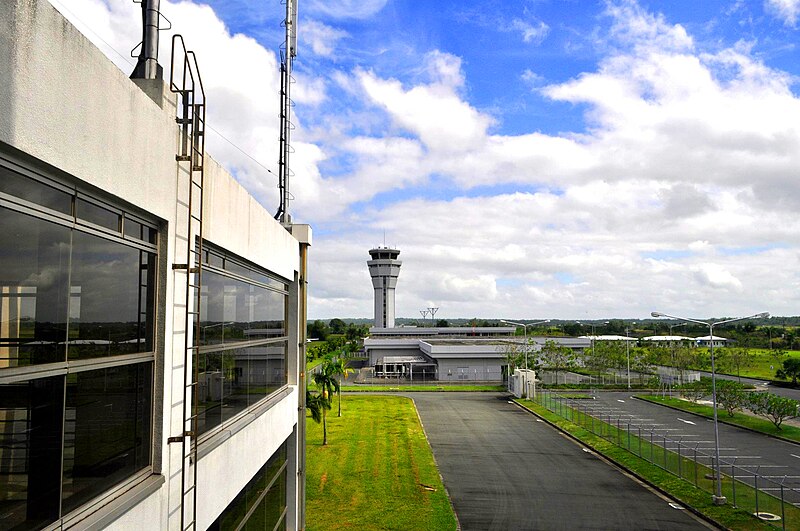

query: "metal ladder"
xmin=168 ymin=33 xmax=206 ymax=531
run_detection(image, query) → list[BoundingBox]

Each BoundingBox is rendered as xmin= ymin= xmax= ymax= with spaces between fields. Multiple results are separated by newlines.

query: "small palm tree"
xmin=329 ymin=356 xmax=354 ymax=417
xmin=306 ymin=389 xmax=325 ymax=424
xmin=313 ymin=359 xmax=339 ymax=445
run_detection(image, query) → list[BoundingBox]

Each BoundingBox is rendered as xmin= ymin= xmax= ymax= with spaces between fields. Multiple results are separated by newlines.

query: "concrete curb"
xmin=632 ymin=395 xmax=800 ymax=447
xmin=511 ymin=396 xmax=724 ymax=531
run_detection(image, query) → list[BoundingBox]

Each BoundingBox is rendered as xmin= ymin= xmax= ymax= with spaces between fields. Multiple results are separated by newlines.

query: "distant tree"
xmin=748 ymin=392 xmax=799 ymax=430
xmin=329 ymin=318 xmax=346 ymax=335
xmin=540 ymin=339 xmax=575 ymax=385
xmin=308 ymin=320 xmax=330 ymax=341
xmin=561 ymin=322 xmax=582 ymax=336
xmin=502 ymin=340 xmax=526 ymax=373
xmin=435 ymin=319 xmax=449 ymax=328
xmin=776 ymin=358 xmax=800 ymax=385
xmin=716 ymin=347 xmax=753 ymax=382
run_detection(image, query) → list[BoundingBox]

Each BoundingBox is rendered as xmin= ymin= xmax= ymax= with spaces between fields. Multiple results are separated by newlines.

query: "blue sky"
xmin=53 ymin=0 xmax=800 ymax=320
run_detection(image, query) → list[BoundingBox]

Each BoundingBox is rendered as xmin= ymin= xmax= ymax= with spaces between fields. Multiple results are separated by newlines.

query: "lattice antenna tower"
xmin=275 ymin=0 xmax=298 ymax=223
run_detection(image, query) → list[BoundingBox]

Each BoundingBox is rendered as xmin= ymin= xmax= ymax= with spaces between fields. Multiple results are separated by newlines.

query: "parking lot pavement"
xmin=576 ymin=391 xmax=800 ymax=499
xmin=409 ymin=392 xmax=712 ymax=530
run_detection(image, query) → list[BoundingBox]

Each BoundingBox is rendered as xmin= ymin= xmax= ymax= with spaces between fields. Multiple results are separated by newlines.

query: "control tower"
xmin=367 ymin=247 xmax=402 ymax=328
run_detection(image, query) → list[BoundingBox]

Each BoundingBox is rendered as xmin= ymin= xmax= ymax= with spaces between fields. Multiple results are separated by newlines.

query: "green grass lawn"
xmin=700 ymin=348 xmax=800 ymax=381
xmin=640 ymin=394 xmax=800 ymax=443
xmin=341 ymin=384 xmax=505 ymax=392
xmin=306 ymin=395 xmax=457 ymax=531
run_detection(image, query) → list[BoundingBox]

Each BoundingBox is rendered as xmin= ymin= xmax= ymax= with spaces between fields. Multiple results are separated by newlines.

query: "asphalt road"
xmin=409 ymin=392 xmax=712 ymax=530
xmin=580 ymin=392 xmax=800 ymax=496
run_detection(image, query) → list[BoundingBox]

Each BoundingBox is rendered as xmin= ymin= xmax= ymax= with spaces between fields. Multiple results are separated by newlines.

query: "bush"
xmin=678 ymin=379 xmax=710 ymax=402
xmin=747 ymin=392 xmax=799 ymax=430
xmin=715 ymin=380 xmax=747 ymax=416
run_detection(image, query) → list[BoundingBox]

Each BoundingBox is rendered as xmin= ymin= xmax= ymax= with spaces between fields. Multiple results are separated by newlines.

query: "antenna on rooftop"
xmin=275 ymin=0 xmax=298 ymax=224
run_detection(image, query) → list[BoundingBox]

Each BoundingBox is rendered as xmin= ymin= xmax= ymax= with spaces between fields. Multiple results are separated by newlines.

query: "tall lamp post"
xmin=501 ymin=319 xmax=550 ymax=397
xmin=651 ymin=311 xmax=769 ymax=505
xmin=625 ymin=322 xmax=636 ymax=389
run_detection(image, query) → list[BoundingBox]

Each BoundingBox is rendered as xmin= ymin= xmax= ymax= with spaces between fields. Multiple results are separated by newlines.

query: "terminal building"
xmin=362 ymin=249 xmax=589 ymax=381
xmin=1 ymin=2 xmax=309 ymax=529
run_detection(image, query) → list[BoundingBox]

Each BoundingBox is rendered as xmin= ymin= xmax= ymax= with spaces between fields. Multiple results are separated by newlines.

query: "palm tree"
xmin=329 ymin=357 xmax=354 ymax=417
xmin=305 ymin=389 xmax=325 ymax=424
xmin=313 ymin=359 xmax=339 ymax=445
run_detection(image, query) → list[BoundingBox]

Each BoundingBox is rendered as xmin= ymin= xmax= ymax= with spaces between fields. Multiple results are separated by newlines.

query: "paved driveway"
xmin=409 ymin=392 xmax=712 ymax=530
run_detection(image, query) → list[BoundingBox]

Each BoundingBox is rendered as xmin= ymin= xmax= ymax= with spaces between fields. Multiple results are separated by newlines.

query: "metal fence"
xmin=533 ymin=390 xmax=800 ymax=530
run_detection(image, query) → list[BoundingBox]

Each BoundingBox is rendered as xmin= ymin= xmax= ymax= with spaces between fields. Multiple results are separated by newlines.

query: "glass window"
xmin=0 ymin=165 xmax=72 ymax=215
xmin=61 ymin=363 xmax=152 ymax=514
xmin=67 ymin=231 xmax=155 ymax=360
xmin=75 ymin=198 xmax=120 ymax=232
xmin=196 ymin=342 xmax=287 ymax=436
xmin=208 ymin=443 xmax=287 ymax=531
xmin=0 ymin=207 xmax=71 ymax=367
xmin=199 ymin=271 xmax=285 ymax=347
xmin=0 ymin=155 xmax=157 ymax=530
xmin=123 ymin=217 xmax=157 ymax=245
xmin=0 ymin=376 xmax=64 ymax=530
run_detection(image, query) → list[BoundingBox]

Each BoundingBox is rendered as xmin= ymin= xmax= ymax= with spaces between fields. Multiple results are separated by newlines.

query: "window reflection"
xmin=196 ymin=341 xmax=287 ymax=435
xmin=208 ymin=443 xmax=287 ymax=531
xmin=0 ymin=376 xmax=65 ymax=530
xmin=61 ymin=363 xmax=152 ymax=514
xmin=67 ymin=232 xmax=155 ymax=360
xmin=199 ymin=270 xmax=285 ymax=347
xmin=0 ymin=207 xmax=70 ymax=367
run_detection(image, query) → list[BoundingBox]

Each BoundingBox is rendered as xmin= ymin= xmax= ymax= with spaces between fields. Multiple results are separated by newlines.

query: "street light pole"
xmin=501 ymin=319 xmax=549 ymax=397
xmin=651 ymin=310 xmax=769 ymax=505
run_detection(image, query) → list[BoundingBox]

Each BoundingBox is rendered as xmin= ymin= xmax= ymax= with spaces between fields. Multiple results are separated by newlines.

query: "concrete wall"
xmin=1 ymin=1 xmax=302 ymax=528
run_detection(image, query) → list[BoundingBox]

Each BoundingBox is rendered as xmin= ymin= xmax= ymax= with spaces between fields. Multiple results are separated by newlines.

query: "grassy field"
xmin=640 ymin=394 xmax=800 ymax=443
xmin=517 ymin=398 xmax=789 ymax=530
xmin=341 ymin=384 xmax=505 ymax=392
xmin=306 ymin=395 xmax=457 ymax=531
xmin=700 ymin=348 xmax=800 ymax=381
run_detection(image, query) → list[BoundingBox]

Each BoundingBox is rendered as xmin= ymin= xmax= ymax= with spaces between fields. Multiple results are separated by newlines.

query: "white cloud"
xmin=765 ymin=0 xmax=800 ymax=26
xmin=511 ymin=18 xmax=550 ymax=44
xmin=303 ymin=19 xmax=348 ymax=57
xmin=305 ymin=0 xmax=388 ymax=20
xmin=54 ymin=0 xmax=800 ymax=321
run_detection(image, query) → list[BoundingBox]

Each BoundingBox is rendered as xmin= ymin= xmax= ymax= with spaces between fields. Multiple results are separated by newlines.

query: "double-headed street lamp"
xmin=651 ymin=310 xmax=769 ymax=505
xmin=501 ymin=319 xmax=550 ymax=397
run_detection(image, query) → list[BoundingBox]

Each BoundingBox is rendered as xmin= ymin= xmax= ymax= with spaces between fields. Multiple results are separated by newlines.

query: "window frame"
xmin=0 ymin=143 xmax=161 ymax=529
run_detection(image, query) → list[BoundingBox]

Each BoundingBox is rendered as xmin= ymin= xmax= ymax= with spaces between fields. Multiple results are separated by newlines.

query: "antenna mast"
xmin=275 ymin=0 xmax=298 ymax=223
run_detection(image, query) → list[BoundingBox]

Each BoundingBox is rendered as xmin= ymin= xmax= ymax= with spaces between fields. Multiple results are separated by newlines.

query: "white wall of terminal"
xmin=1 ymin=1 xmax=305 ymax=528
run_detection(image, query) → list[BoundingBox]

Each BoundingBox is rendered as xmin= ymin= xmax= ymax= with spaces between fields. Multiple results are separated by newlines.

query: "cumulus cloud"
xmin=765 ymin=0 xmax=800 ymax=26
xmin=53 ymin=0 xmax=800 ymax=320
xmin=303 ymin=19 xmax=348 ymax=57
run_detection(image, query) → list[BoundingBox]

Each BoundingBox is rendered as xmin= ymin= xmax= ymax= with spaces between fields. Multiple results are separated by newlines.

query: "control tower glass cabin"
xmin=367 ymin=247 xmax=402 ymax=328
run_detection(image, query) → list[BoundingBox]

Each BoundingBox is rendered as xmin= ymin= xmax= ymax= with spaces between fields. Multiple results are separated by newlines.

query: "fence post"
xmin=663 ymin=435 xmax=667 ymax=469
xmin=754 ymin=472 xmax=759 ymax=515
xmin=650 ymin=429 xmax=654 ymax=464
xmin=677 ymin=439 xmax=682 ymax=478
xmin=627 ymin=422 xmax=631 ymax=450
xmin=730 ymin=462 xmax=736 ymax=508
xmin=780 ymin=475 xmax=787 ymax=531
xmin=638 ymin=426 xmax=642 ymax=457
xmin=694 ymin=445 xmax=698 ymax=487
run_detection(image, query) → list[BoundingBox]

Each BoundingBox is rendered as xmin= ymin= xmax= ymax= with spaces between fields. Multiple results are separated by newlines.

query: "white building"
xmin=0 ymin=2 xmax=309 ymax=529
